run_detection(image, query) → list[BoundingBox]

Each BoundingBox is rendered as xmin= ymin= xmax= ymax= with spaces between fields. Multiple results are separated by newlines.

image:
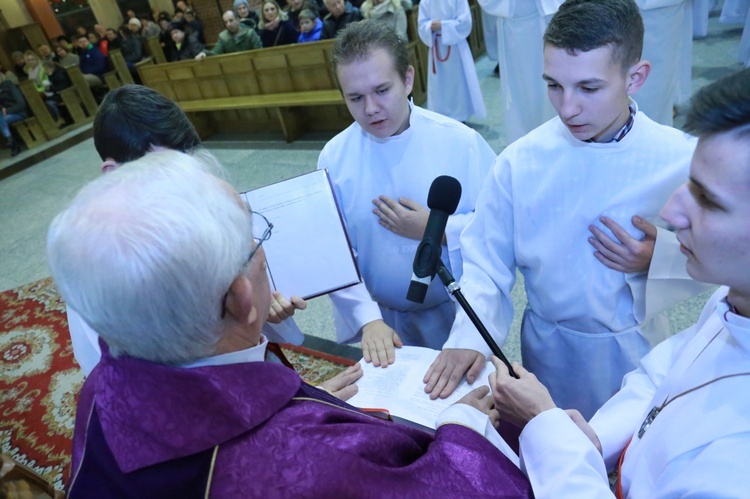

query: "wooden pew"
xmin=64 ymin=66 xmax=99 ymax=117
xmin=140 ymin=40 xmax=428 ymax=142
xmin=11 ymin=116 xmax=47 ymax=149
xmin=109 ymin=49 xmax=154 ymax=86
xmin=142 ymin=35 xmax=167 ymax=65
xmin=18 ymin=80 xmax=61 ymax=140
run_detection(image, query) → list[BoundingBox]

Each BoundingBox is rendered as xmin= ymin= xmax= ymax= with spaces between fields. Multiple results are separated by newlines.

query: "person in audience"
xmin=184 ymin=9 xmax=206 ymax=44
xmin=195 ymin=11 xmax=262 ymax=60
xmin=0 ymin=73 xmax=27 ymax=156
xmin=259 ymin=0 xmax=299 ymax=47
xmin=234 ymin=0 xmax=261 ymax=29
xmin=321 ymin=0 xmax=362 ymax=39
xmin=105 ymin=28 xmax=122 ymax=51
xmin=127 ymin=17 xmax=142 ymax=37
xmin=297 ymin=8 xmax=323 ymax=42
xmin=56 ymin=35 xmax=74 ymax=53
xmin=54 ymin=149 xmax=531 ymax=498
xmin=361 ymin=0 xmax=407 ymax=41
xmin=74 ymin=25 xmax=88 ymax=40
xmin=140 ymin=15 xmax=161 ymax=39
xmin=318 ymin=20 xmax=496 ymax=366
xmin=120 ymin=24 xmax=144 ymax=66
xmin=41 ymin=61 xmax=74 ymax=125
xmin=126 ymin=8 xmax=137 ymax=19
xmin=86 ymin=31 xmax=108 ymax=58
xmin=0 ymin=64 xmax=19 ymax=85
xmin=23 ymin=50 xmax=62 ymax=123
xmin=55 ymin=44 xmax=79 ymax=68
xmin=37 ymin=44 xmax=54 ymax=63
xmin=167 ymin=22 xmax=204 ymax=61
xmin=11 ymin=51 xmax=27 ymax=81
xmin=490 ymin=67 xmax=750 ymax=498
xmin=158 ymin=18 xmax=172 ymax=48
xmin=66 ymin=85 xmax=306 ymax=375
xmin=75 ymin=34 xmax=106 ymax=89
xmin=424 ymin=0 xmax=702 ymax=420
xmin=287 ymin=0 xmax=319 ymax=27
xmin=417 ymin=0 xmax=486 ymax=122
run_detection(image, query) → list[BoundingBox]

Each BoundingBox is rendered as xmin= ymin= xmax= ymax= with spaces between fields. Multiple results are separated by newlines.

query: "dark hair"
xmin=544 ymin=0 xmax=644 ymax=70
xmin=93 ymin=85 xmax=201 ymax=162
xmin=332 ymin=19 xmax=409 ymax=82
xmin=685 ymin=68 xmax=750 ymax=139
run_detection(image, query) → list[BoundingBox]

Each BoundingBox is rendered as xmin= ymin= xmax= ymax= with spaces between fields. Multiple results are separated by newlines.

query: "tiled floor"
xmin=0 ymin=9 xmax=744 ymax=360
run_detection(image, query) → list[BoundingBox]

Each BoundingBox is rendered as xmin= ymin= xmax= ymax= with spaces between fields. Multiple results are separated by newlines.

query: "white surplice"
xmin=418 ymin=0 xmax=487 ymax=122
xmin=318 ymin=104 xmax=495 ymax=348
xmin=444 ymin=105 xmax=701 ymax=419
xmin=517 ymin=288 xmax=750 ymax=497
xmin=478 ymin=0 xmax=561 ymax=143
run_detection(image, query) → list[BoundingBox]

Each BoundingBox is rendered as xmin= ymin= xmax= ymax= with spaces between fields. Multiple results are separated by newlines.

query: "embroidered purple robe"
xmin=68 ymin=349 xmax=532 ymax=497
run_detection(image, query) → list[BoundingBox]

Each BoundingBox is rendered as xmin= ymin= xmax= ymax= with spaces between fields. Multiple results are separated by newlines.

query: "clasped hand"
xmin=588 ymin=215 xmax=657 ymax=273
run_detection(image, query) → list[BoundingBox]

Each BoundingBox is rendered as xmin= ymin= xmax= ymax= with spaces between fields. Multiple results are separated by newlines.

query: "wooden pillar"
xmin=21 ymin=0 xmax=62 ymax=40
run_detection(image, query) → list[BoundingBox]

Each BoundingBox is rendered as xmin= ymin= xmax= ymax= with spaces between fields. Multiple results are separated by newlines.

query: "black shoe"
xmin=11 ymin=140 xmax=21 ymax=157
xmin=3 ymin=137 xmax=12 ymax=149
xmin=493 ymin=64 xmax=500 ymax=76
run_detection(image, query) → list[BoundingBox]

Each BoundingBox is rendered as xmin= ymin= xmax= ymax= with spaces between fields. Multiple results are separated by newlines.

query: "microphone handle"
xmin=436 ymin=264 xmax=518 ymax=379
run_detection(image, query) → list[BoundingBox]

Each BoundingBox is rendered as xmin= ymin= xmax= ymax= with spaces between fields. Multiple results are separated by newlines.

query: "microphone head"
xmin=427 ymin=176 xmax=462 ymax=214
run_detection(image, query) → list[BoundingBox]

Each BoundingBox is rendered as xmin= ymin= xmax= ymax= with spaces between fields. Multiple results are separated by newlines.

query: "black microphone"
xmin=406 ymin=176 xmax=462 ymax=303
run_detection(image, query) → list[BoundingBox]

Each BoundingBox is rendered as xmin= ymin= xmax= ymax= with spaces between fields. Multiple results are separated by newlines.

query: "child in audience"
xmin=297 ymin=9 xmax=323 ymax=42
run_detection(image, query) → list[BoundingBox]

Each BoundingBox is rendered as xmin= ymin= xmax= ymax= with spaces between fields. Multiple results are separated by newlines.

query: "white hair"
xmin=47 ymin=150 xmax=253 ymax=365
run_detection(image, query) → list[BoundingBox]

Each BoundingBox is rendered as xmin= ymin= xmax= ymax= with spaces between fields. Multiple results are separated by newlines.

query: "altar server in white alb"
xmin=318 ymin=20 xmax=495 ymax=368
xmin=417 ymin=0 xmax=486 ymax=122
xmin=425 ymin=0 xmax=704 ymax=420
xmin=478 ymin=0 xmax=562 ymax=143
xmin=635 ymin=0 xmax=692 ymax=126
xmin=491 ymin=68 xmax=750 ymax=497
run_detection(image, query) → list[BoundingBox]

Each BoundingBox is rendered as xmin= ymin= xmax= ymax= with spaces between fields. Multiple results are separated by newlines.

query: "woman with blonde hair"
xmin=259 ymin=0 xmax=299 ymax=46
xmin=360 ymin=0 xmax=407 ymax=41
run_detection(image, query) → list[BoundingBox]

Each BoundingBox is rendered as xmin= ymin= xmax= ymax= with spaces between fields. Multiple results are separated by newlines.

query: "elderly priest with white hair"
xmin=52 ymin=151 xmax=531 ymax=497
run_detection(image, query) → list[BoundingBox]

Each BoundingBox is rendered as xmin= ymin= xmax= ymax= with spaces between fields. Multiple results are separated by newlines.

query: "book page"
xmin=242 ymin=170 xmax=360 ymax=300
xmin=348 ymin=346 xmax=496 ymax=429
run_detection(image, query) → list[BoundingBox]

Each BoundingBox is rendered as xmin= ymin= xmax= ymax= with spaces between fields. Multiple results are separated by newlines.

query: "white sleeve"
xmin=67 ymin=306 xmax=102 ymax=376
xmin=417 ymin=1 xmax=434 ymax=46
xmin=442 ymin=154 xmax=516 ymax=356
xmin=328 ymin=283 xmax=383 ymax=343
xmin=520 ymin=408 xmax=613 ymax=499
xmin=438 ymin=0 xmax=473 ymax=46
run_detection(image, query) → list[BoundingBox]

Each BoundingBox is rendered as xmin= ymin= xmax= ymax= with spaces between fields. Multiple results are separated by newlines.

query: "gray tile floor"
xmin=0 ymin=10 xmax=744 ymax=360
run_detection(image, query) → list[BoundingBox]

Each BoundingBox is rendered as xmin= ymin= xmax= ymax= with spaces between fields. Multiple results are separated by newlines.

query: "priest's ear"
xmin=222 ymin=274 xmax=261 ymax=327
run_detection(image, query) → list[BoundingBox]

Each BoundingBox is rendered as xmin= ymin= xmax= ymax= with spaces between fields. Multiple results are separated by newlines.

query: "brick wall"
xmin=191 ymin=0 xmax=232 ymax=44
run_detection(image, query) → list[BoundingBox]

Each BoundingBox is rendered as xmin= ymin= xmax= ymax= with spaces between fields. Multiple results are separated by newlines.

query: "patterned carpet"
xmin=0 ymin=278 xmax=354 ymax=491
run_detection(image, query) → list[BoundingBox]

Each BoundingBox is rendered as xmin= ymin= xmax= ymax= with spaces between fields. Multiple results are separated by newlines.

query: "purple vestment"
xmin=68 ymin=349 xmax=532 ymax=497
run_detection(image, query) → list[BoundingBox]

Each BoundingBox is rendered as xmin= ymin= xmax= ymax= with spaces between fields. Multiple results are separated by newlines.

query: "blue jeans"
xmin=0 ymin=112 xmax=27 ymax=138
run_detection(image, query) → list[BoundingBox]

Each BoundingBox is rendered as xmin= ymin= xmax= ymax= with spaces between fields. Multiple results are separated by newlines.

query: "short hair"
xmin=685 ymin=68 xmax=750 ymax=140
xmin=23 ymin=50 xmax=38 ymax=61
xmin=42 ymin=60 xmax=57 ymax=72
xmin=298 ymin=8 xmax=316 ymax=21
xmin=544 ymin=0 xmax=644 ymax=70
xmin=93 ymin=85 xmax=201 ymax=162
xmin=47 ymin=151 xmax=253 ymax=365
xmin=332 ymin=19 xmax=409 ymax=82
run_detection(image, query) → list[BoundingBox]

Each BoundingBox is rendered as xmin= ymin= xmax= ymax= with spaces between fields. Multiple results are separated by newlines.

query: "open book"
xmin=241 ymin=169 xmax=360 ymax=300
xmin=348 ymin=346 xmax=519 ymax=466
xmin=348 ymin=345 xmax=496 ymax=430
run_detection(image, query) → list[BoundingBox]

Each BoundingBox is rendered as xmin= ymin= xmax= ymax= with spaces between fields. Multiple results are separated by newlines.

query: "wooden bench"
xmin=11 ymin=116 xmax=46 ymax=148
xmin=18 ymin=80 xmax=61 ymax=141
xmin=139 ymin=39 xmax=427 ymax=142
xmin=143 ymin=35 xmax=167 ymax=65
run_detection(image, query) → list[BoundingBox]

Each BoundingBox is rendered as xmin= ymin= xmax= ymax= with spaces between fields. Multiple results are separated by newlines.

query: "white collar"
xmin=180 ymin=334 xmax=270 ymax=368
